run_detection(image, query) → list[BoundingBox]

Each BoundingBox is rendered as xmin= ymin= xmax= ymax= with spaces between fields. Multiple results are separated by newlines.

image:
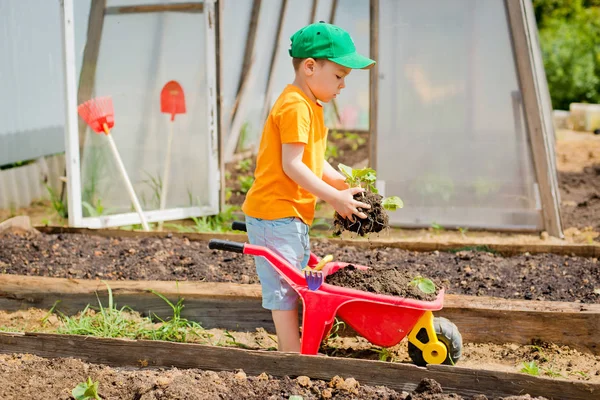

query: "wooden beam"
xmin=369 ymin=0 xmax=379 ymax=169
xmin=1 ymin=274 xmax=599 ymax=355
xmin=505 ymin=0 xmax=563 ymax=238
xmin=76 ymin=0 xmax=106 ymax=156
xmin=0 ymin=332 xmax=596 ymax=399
xmin=328 ymin=0 xmax=338 ymax=24
xmin=224 ymin=0 xmax=262 ymax=158
xmin=215 ymin=0 xmax=226 ymax=212
xmin=104 ymin=3 xmax=204 ymax=15
xmin=235 ymin=0 xmax=262 ymax=104
xmin=33 ymin=225 xmax=600 ymax=257
xmin=259 ymin=0 xmax=289 ymax=126
xmin=309 ymin=0 xmax=318 ymax=23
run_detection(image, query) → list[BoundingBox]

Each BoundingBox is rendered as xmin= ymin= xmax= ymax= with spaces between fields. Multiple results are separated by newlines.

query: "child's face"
xmin=305 ymin=60 xmax=351 ymax=103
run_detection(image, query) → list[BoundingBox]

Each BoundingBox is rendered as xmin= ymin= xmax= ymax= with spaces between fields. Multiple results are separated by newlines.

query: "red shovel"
xmin=77 ymin=96 xmax=150 ymax=231
xmin=158 ymin=81 xmax=186 ymax=230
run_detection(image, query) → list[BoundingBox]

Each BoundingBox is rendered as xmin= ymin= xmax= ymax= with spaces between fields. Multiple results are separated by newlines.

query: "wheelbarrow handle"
xmin=231 ymin=221 xmax=247 ymax=232
xmin=208 ymin=239 xmax=244 ymax=254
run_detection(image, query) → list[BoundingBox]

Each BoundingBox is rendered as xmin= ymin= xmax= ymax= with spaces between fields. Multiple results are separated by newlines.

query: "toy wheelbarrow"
xmin=210 ymin=223 xmax=463 ymax=366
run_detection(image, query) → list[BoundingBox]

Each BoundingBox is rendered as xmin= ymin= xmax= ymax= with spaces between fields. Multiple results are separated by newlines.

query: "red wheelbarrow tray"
xmin=209 ymin=240 xmax=444 ymax=356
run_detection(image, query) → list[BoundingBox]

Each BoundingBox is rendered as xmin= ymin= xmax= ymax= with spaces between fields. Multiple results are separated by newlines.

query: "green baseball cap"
xmin=289 ymin=22 xmax=375 ymax=69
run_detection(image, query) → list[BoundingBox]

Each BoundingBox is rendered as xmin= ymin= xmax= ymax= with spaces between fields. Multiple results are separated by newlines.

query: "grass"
xmin=448 ymin=245 xmax=497 ymax=254
xmin=56 ymin=282 xmax=211 ymax=344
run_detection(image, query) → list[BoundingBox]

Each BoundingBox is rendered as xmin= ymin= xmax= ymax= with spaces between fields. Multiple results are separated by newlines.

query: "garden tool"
xmin=303 ymin=254 xmax=333 ymax=291
xmin=157 ymin=80 xmax=186 ymax=230
xmin=77 ymin=96 xmax=150 ymax=231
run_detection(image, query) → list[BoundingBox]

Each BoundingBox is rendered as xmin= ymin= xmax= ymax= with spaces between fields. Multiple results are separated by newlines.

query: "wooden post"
xmin=76 ymin=0 xmax=106 ymax=155
xmin=309 ymin=0 xmax=318 ymax=23
xmin=505 ymin=0 xmax=563 ymax=237
xmin=104 ymin=3 xmax=204 ymax=15
xmin=216 ymin=0 xmax=225 ymax=211
xmin=368 ymin=0 xmax=379 ymax=169
xmin=259 ymin=0 xmax=289 ymax=126
xmin=328 ymin=0 xmax=338 ymax=25
xmin=230 ymin=0 xmax=262 ymax=123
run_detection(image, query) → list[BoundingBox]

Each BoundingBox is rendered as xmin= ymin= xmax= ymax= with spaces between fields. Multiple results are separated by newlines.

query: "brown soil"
xmin=2 ymin=308 xmax=599 ymax=385
xmin=333 ymin=191 xmax=389 ymax=237
xmin=325 ymin=264 xmax=439 ymax=301
xmin=0 ymin=352 xmax=552 ymax=400
xmin=1 ymin=232 xmax=599 ymax=304
xmin=558 ymin=164 xmax=600 ymax=232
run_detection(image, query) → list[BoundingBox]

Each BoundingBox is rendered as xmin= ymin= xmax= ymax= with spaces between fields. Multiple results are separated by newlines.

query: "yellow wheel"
xmin=408 ymin=317 xmax=462 ymax=366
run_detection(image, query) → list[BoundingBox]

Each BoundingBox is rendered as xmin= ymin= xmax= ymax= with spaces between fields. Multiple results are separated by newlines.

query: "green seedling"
xmin=520 ymin=361 xmax=540 ymax=376
xmin=337 ymin=163 xmax=404 ymax=211
xmin=372 ymin=347 xmax=396 ymax=362
xmin=543 ymin=366 xmax=564 ymax=378
xmin=72 ymin=377 xmax=101 ymax=400
xmin=145 ymin=289 xmax=206 ymax=343
xmin=410 ymin=276 xmax=436 ymax=294
xmin=236 ymin=159 xmax=252 ymax=173
xmin=238 ymin=175 xmax=254 ymax=194
xmin=223 ymin=330 xmax=253 ymax=349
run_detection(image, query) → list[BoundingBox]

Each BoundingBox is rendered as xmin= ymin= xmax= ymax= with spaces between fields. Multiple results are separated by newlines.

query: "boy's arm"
xmin=282 ymin=143 xmax=369 ymax=220
xmin=322 ymin=160 xmax=349 ymax=191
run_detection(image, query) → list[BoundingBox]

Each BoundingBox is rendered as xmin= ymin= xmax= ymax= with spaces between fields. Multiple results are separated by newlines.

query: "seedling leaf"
xmin=382 ymin=196 xmax=404 ymax=211
xmin=337 ymin=163 xmax=354 ymax=180
xmin=72 ymin=377 xmax=101 ymax=400
xmin=410 ymin=276 xmax=436 ymax=294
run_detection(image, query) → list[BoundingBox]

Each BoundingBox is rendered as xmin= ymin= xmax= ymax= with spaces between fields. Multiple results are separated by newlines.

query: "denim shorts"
xmin=245 ymin=215 xmax=310 ymax=310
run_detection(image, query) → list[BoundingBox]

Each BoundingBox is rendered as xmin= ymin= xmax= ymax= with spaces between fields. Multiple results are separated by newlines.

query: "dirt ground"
xmin=0 ymin=352 xmax=552 ymax=400
xmin=1 ymin=308 xmax=598 ymax=391
xmin=1 ymin=232 xmax=598 ymax=303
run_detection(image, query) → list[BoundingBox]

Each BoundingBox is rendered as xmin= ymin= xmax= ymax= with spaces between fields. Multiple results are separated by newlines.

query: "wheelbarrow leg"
xmin=299 ymin=290 xmax=346 ymax=355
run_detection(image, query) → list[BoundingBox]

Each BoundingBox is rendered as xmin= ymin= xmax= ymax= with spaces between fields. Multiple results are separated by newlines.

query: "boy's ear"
xmin=303 ymin=58 xmax=316 ymax=76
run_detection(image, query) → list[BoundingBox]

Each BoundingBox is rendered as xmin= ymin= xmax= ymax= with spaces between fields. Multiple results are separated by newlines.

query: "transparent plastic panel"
xmin=221 ymin=0 xmax=254 ymax=144
xmin=377 ymin=0 xmax=541 ymax=230
xmin=250 ymin=0 xmax=369 ymax=150
xmin=0 ymin=0 xmax=65 ymax=165
xmin=74 ymin=1 xmax=215 ymax=218
xmin=226 ymin=0 xmax=284 ymax=152
xmin=326 ymin=0 xmax=370 ymax=131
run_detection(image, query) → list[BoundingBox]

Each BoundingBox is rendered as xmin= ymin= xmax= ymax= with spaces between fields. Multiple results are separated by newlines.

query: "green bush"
xmin=535 ymin=0 xmax=600 ymax=109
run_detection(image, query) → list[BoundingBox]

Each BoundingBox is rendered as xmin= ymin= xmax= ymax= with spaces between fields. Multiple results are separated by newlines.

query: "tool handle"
xmin=208 ymin=239 xmax=245 ymax=254
xmin=106 ymin=133 xmax=150 ymax=231
xmin=231 ymin=221 xmax=247 ymax=232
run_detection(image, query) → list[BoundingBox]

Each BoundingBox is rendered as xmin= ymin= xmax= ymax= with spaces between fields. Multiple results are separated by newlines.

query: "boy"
xmin=242 ymin=22 xmax=375 ymax=353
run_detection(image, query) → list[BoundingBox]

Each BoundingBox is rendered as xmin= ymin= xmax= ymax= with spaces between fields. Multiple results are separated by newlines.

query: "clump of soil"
xmin=333 ymin=191 xmax=389 ymax=236
xmin=325 ymin=264 xmax=440 ymax=301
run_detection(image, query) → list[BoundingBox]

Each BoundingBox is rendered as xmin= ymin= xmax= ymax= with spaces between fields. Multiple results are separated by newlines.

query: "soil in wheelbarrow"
xmin=333 ymin=191 xmax=390 ymax=237
xmin=325 ymin=264 xmax=440 ymax=301
xmin=0 ymin=353 xmax=549 ymax=400
xmin=1 ymin=232 xmax=599 ymax=303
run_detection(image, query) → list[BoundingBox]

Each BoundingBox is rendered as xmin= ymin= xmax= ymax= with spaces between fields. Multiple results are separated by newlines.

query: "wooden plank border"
xmin=0 ymin=332 xmax=596 ymax=399
xmin=1 ymin=275 xmax=598 ymax=355
xmin=34 ymin=226 xmax=600 ymax=257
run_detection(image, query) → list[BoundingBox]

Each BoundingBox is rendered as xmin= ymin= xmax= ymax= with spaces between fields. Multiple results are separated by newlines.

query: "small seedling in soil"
xmin=72 ymin=377 xmax=101 ymax=400
xmin=409 ymin=276 xmax=436 ymax=294
xmin=333 ymin=163 xmax=403 ymax=236
xmin=520 ymin=361 xmax=540 ymax=376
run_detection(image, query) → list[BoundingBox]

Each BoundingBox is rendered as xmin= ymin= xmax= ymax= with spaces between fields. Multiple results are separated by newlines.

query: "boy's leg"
xmin=271 ymin=310 xmax=301 ymax=352
xmin=245 ymin=216 xmax=310 ymax=353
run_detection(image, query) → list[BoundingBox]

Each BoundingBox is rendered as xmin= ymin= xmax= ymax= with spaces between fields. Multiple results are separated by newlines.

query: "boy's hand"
xmin=331 ymin=187 xmax=371 ymax=221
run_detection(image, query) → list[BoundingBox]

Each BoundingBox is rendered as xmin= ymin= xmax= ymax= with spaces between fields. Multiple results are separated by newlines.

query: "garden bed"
xmin=0 ymin=331 xmax=597 ymax=399
xmin=2 ymin=231 xmax=598 ymax=304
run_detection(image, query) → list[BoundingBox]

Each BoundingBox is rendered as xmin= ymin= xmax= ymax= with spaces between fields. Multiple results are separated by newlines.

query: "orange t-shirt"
xmin=242 ymin=84 xmax=327 ymax=226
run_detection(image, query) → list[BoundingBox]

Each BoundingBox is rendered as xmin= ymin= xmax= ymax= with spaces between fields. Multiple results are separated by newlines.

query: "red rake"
xmin=77 ymin=96 xmax=150 ymax=231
